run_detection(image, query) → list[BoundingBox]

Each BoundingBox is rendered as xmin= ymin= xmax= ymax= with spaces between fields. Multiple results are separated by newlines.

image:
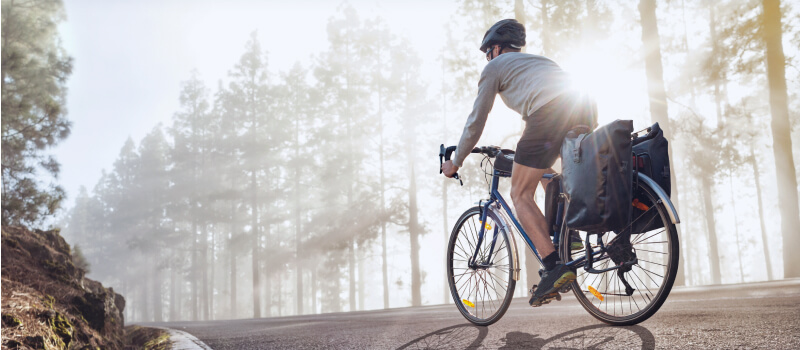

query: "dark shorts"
xmin=514 ymin=92 xmax=597 ymax=169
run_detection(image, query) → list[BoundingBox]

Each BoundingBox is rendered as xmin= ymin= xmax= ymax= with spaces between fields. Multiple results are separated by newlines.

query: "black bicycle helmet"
xmin=480 ymin=19 xmax=526 ymax=52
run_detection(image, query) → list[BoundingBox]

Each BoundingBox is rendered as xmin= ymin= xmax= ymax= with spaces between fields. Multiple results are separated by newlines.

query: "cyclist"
xmin=440 ymin=19 xmax=597 ymax=307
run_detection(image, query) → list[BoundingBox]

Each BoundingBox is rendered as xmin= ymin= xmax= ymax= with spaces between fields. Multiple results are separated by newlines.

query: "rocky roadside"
xmin=1 ymin=226 xmax=171 ymax=350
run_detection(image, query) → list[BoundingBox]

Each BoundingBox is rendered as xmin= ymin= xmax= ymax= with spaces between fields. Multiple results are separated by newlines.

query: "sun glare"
xmin=560 ymin=47 xmax=646 ymax=125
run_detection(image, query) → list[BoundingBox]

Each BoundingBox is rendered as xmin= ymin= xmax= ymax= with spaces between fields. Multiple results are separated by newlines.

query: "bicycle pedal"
xmin=529 ymin=292 xmax=559 ymax=307
xmin=529 ymin=284 xmax=538 ymax=295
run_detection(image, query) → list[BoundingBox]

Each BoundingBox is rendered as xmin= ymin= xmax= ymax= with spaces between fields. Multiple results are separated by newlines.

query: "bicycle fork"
xmin=468 ymin=200 xmax=522 ymax=282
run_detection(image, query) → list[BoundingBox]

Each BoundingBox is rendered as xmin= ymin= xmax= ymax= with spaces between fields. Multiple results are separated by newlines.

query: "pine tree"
xmin=135 ymin=126 xmax=171 ymax=322
xmin=1 ymin=0 xmax=73 ymax=226
xmin=313 ymin=6 xmax=382 ymax=312
xmin=169 ymin=71 xmax=212 ymax=320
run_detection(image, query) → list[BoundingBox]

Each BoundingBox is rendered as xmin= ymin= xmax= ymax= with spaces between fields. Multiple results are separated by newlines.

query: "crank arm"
xmin=585 ymin=258 xmax=638 ymax=274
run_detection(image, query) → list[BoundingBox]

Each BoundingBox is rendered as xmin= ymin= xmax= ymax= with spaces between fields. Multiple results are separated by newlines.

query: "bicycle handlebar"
xmin=439 ymin=144 xmax=505 ymax=186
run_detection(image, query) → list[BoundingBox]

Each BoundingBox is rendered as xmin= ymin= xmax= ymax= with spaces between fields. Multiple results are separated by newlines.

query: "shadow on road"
xmin=396 ymin=323 xmax=655 ymax=350
xmin=396 ymin=324 xmax=488 ymax=349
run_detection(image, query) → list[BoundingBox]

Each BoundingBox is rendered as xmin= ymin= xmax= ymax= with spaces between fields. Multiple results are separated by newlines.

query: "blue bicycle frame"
xmin=468 ymin=170 xmax=596 ymax=274
xmin=467 ymin=167 xmax=680 ymax=276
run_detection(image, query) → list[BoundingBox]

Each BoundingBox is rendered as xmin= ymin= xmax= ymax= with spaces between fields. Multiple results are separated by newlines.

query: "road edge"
xmin=150 ymin=326 xmax=214 ymax=350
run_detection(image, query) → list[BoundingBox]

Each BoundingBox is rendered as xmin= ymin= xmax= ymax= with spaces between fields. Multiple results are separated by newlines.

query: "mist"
xmin=49 ymin=0 xmax=800 ymax=323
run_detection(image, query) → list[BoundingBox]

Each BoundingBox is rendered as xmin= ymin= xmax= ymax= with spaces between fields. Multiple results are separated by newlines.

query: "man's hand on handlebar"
xmin=441 ymin=160 xmax=460 ymax=178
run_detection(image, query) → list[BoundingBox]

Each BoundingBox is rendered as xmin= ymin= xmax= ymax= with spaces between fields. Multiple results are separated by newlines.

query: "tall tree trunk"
xmin=728 ymin=171 xmax=745 ymax=282
xmin=540 ymin=0 xmax=551 ymax=56
xmin=153 ymin=265 xmax=162 ymax=322
xmin=358 ymin=243 xmax=365 ymax=310
xmin=409 ymin=162 xmax=422 ymax=306
xmin=210 ymin=229 xmax=216 ymax=319
xmin=293 ymin=104 xmax=304 ymax=315
xmin=202 ymin=224 xmax=209 ymax=320
xmin=349 ymin=240 xmax=356 ymax=311
xmin=701 ymin=175 xmax=721 ymax=284
xmin=638 ymin=0 xmax=684 ymax=286
xmin=251 ymin=175 xmax=261 ymax=318
xmin=192 ymin=221 xmax=199 ymax=320
xmin=441 ymin=58 xmax=450 ymax=305
xmin=264 ymin=223 xmax=271 ymax=317
xmin=333 ymin=264 xmax=341 ymax=313
xmin=344 ymin=34 xmax=358 ymax=313
xmin=378 ymin=66 xmax=390 ymax=309
xmin=709 ymin=5 xmax=724 ymax=126
xmin=762 ymin=0 xmax=800 ymax=279
xmin=276 ymin=270 xmax=282 ymax=316
xmin=515 ymin=0 xmax=525 ymax=30
xmin=170 ymin=258 xmax=178 ymax=321
xmin=749 ymin=145 xmax=774 ymax=280
xmin=311 ymin=265 xmax=318 ymax=313
xmin=295 ymin=119 xmax=303 ymax=314
xmin=142 ymin=275 xmax=150 ymax=322
xmin=230 ymin=193 xmax=237 ymax=318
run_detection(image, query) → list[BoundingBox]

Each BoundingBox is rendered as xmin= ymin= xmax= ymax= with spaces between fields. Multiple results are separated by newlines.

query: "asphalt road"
xmin=144 ymin=279 xmax=800 ymax=349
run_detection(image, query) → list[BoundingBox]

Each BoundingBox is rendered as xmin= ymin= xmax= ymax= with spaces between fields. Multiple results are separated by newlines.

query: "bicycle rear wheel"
xmin=447 ymin=206 xmax=516 ymax=326
xmin=560 ymin=182 xmax=679 ymax=325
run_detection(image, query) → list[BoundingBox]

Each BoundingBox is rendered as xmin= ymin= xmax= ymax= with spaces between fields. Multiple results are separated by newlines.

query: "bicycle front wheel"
xmin=560 ymin=181 xmax=679 ymax=325
xmin=447 ymin=206 xmax=516 ymax=326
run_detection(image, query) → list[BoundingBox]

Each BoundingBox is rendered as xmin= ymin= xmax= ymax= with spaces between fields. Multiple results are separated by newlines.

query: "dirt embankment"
xmin=1 ymin=226 xmax=126 ymax=349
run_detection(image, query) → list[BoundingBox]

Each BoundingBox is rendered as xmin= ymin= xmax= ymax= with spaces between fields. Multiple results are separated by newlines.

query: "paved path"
xmin=142 ymin=279 xmax=800 ymax=349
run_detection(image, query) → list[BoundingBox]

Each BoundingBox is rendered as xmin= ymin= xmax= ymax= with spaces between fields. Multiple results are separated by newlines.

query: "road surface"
xmin=143 ymin=279 xmax=800 ymax=349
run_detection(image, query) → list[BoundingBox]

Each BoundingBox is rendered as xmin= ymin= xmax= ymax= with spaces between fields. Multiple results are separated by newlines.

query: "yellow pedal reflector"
xmin=485 ymin=222 xmax=492 ymax=230
xmin=588 ymin=285 xmax=604 ymax=301
xmin=462 ymin=299 xmax=475 ymax=308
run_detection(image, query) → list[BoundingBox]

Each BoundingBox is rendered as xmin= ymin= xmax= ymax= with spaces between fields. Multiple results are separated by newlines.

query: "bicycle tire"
xmin=560 ymin=181 xmax=679 ymax=325
xmin=447 ymin=206 xmax=516 ymax=326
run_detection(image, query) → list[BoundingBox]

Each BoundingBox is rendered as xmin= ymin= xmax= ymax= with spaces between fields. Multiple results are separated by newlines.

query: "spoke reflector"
xmin=462 ymin=299 xmax=475 ymax=308
xmin=588 ymin=285 xmax=604 ymax=301
xmin=632 ymin=199 xmax=650 ymax=211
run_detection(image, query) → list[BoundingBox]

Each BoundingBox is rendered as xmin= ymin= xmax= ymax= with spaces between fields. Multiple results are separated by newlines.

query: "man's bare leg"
xmin=511 ymin=160 xmax=576 ymax=306
xmin=510 ymin=161 xmax=555 ymax=258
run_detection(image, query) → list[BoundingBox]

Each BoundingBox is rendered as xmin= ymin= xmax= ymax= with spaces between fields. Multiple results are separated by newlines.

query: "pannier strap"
xmin=572 ymin=134 xmax=586 ymax=163
xmin=567 ymin=124 xmax=592 ymax=164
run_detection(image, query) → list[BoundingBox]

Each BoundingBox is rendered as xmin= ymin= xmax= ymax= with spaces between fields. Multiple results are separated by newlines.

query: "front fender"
xmin=490 ymin=205 xmax=521 ymax=281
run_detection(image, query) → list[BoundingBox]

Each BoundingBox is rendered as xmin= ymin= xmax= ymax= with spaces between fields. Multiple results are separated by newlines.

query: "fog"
xmin=49 ymin=0 xmax=800 ymax=323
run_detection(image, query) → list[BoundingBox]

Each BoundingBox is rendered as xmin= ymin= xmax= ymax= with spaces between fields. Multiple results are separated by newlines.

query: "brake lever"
xmin=440 ymin=144 xmax=464 ymax=186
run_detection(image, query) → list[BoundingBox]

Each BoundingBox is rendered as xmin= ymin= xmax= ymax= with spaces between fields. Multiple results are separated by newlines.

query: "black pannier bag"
xmin=632 ymin=122 xmax=670 ymax=196
xmin=626 ymin=122 xmax=671 ymax=234
xmin=561 ymin=119 xmax=633 ymax=232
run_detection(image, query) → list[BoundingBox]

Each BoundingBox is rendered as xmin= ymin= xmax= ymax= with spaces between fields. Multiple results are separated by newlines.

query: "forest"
xmin=3 ymin=0 xmax=798 ymax=323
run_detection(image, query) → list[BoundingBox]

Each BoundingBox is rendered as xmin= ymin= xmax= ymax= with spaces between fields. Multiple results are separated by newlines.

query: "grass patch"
xmin=124 ymin=326 xmax=171 ymax=350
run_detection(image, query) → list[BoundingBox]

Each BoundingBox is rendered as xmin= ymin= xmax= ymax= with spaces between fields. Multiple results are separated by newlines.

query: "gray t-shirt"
xmin=452 ymin=52 xmax=573 ymax=167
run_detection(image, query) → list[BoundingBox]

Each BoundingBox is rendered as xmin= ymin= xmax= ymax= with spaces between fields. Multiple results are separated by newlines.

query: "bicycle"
xmin=438 ymin=127 xmax=680 ymax=326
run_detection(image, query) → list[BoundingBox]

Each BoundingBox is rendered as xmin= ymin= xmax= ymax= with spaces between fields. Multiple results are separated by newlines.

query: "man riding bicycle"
xmin=441 ymin=19 xmax=598 ymax=307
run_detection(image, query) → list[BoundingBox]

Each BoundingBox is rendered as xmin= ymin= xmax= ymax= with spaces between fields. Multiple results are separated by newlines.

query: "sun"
xmin=559 ymin=47 xmax=646 ymax=125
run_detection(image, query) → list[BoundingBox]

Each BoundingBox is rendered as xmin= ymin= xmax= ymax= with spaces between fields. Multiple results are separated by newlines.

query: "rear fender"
xmin=637 ymin=173 xmax=680 ymax=224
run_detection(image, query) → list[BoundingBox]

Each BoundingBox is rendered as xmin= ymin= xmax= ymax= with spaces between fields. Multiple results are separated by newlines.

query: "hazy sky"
xmin=54 ymin=0 xmax=456 ymax=212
